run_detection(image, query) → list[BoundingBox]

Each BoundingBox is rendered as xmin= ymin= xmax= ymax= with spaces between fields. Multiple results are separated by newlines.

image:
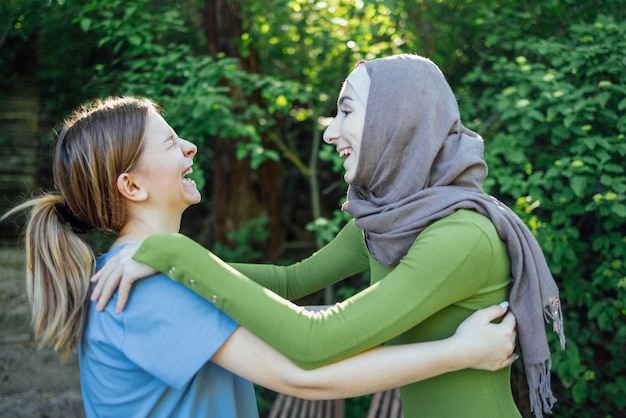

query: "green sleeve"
xmin=228 ymin=221 xmax=369 ymax=299
xmin=134 ymin=213 xmax=498 ymax=369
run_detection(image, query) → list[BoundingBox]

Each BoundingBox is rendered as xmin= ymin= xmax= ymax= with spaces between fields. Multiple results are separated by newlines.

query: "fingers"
xmin=500 ymin=311 xmax=516 ymax=329
xmin=93 ymin=264 xmax=124 ymax=312
xmin=91 ymin=269 xmax=102 ymax=283
xmin=504 ymin=352 xmax=518 ymax=367
xmin=476 ymin=302 xmax=510 ymax=323
xmin=89 ymin=245 xmax=140 ymax=313
xmin=115 ymin=279 xmax=134 ymax=314
xmin=90 ymin=256 xmax=126 ymax=312
xmin=90 ymin=265 xmax=112 ymax=301
xmin=455 ymin=302 xmax=519 ymax=372
xmin=95 ymin=275 xmax=120 ymax=312
xmin=488 ymin=352 xmax=518 ymax=371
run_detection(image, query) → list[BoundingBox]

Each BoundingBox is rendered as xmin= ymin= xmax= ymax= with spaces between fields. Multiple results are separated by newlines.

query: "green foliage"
xmin=0 ymin=0 xmax=100 ymax=121
xmin=7 ymin=0 xmax=626 ymax=415
xmin=461 ymin=14 xmax=626 ymax=416
xmin=242 ymin=0 xmax=412 ymax=100
xmin=213 ymin=217 xmax=270 ymax=262
xmin=0 ymin=0 xmax=41 ymax=88
xmin=74 ymin=0 xmax=314 ymax=190
xmin=305 ymin=209 xmax=351 ymax=245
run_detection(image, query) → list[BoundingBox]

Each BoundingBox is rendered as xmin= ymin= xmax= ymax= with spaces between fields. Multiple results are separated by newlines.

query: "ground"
xmin=0 ymin=247 xmax=85 ymax=418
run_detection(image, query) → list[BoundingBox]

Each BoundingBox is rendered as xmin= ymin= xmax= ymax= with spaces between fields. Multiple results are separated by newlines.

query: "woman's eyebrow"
xmin=338 ymin=95 xmax=355 ymax=105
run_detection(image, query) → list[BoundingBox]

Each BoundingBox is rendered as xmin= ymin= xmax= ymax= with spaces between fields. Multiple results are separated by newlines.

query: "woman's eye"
xmin=341 ymin=109 xmax=351 ymax=117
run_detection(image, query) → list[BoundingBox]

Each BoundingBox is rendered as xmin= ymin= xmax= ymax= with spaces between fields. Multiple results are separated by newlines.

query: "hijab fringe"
xmin=527 ymin=296 xmax=565 ymax=418
xmin=527 ymin=359 xmax=557 ymax=418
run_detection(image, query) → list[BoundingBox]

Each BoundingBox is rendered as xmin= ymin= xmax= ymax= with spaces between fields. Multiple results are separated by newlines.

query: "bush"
xmin=461 ymin=14 xmax=626 ymax=417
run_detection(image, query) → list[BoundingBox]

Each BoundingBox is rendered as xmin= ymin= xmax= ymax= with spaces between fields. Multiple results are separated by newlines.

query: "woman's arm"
xmin=215 ymin=304 xmax=516 ymax=400
xmin=90 ymin=222 xmax=368 ymax=312
xmin=228 ymin=221 xmax=369 ymax=299
xmin=133 ymin=215 xmax=503 ymax=369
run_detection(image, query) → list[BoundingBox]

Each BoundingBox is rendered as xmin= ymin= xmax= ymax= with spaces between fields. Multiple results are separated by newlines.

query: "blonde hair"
xmin=3 ymin=97 xmax=157 ymax=359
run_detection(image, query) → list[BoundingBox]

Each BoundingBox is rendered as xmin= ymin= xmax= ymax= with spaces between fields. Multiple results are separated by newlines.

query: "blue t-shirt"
xmin=78 ymin=246 xmax=258 ymax=418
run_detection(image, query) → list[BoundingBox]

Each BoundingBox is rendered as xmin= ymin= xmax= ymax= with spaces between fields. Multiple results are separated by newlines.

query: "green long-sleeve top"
xmin=135 ymin=209 xmax=521 ymax=417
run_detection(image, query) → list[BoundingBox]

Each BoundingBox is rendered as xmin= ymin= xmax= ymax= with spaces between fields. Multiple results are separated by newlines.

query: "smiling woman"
xmin=112 ymin=108 xmax=200 ymax=246
xmin=323 ymin=64 xmax=368 ymax=184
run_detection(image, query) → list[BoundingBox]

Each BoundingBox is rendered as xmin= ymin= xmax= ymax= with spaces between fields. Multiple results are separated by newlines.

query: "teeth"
xmin=339 ymin=148 xmax=351 ymax=158
xmin=182 ymin=166 xmax=196 ymax=186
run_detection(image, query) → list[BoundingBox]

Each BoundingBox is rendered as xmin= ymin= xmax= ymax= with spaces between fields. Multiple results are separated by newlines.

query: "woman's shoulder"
xmin=417 ymin=209 xmax=505 ymax=257
xmin=430 ymin=209 xmax=499 ymax=237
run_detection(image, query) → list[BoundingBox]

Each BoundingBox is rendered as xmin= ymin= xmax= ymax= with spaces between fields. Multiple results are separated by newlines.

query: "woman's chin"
xmin=183 ymin=189 xmax=202 ymax=207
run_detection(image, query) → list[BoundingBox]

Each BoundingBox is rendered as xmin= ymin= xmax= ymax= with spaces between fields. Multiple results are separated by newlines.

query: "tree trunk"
xmin=202 ymin=0 xmax=284 ymax=260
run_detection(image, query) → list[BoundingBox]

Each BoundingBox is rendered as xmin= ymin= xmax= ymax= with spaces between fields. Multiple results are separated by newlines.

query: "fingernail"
xmin=499 ymin=301 xmax=510 ymax=309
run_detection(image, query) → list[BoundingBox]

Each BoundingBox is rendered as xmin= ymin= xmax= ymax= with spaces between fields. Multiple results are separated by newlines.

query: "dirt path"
xmin=0 ymin=248 xmax=84 ymax=418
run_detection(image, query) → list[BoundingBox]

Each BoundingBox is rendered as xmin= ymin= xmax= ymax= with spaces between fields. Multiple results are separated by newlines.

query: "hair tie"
xmin=55 ymin=202 xmax=95 ymax=234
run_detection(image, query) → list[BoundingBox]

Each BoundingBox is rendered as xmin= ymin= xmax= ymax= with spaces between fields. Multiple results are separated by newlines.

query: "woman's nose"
xmin=181 ymin=139 xmax=197 ymax=157
xmin=323 ymin=117 xmax=339 ymax=144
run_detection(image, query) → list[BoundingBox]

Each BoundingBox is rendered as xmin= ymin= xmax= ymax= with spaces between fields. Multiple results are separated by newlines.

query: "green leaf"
xmin=603 ymin=164 xmax=624 ymax=174
xmin=507 ymin=150 xmax=525 ymax=164
xmin=611 ymin=203 xmax=626 ymax=218
xmin=552 ymin=125 xmax=570 ymax=140
xmin=265 ymin=150 xmax=281 ymax=162
xmin=570 ymin=176 xmax=588 ymax=197
xmin=79 ymin=18 xmax=92 ymax=33
xmin=520 ymin=116 xmax=533 ymax=131
xmin=128 ymin=35 xmax=142 ymax=46
xmin=528 ymin=109 xmax=545 ymax=122
xmin=596 ymin=91 xmax=611 ymax=108
xmin=564 ymin=114 xmax=577 ymax=128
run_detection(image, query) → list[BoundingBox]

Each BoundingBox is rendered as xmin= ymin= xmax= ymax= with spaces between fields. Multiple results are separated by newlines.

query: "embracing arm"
xmin=214 ymin=304 xmax=516 ymax=400
xmin=228 ymin=221 xmax=369 ymax=299
xmin=134 ymin=215 xmax=499 ymax=369
xmin=90 ymin=222 xmax=367 ymax=312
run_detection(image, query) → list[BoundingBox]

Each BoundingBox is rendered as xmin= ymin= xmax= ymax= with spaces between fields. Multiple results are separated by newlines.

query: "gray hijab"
xmin=344 ymin=54 xmax=565 ymax=418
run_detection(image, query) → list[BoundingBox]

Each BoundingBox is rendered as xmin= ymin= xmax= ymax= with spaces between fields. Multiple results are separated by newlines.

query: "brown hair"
xmin=3 ymin=97 xmax=157 ymax=359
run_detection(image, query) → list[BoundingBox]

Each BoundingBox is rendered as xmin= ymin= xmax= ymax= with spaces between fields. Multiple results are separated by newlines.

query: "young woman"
xmin=3 ymin=96 xmax=517 ymax=418
xmin=92 ymin=55 xmax=565 ymax=418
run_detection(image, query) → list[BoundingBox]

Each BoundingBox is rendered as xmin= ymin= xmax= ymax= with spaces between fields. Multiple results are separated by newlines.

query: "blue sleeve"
xmin=118 ymin=274 xmax=239 ymax=388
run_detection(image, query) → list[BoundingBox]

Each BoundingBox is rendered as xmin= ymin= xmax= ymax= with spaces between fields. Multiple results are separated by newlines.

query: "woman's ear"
xmin=116 ymin=172 xmax=148 ymax=202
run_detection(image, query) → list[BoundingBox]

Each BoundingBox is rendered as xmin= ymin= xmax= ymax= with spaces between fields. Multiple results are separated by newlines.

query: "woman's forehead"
xmin=345 ymin=65 xmax=370 ymax=106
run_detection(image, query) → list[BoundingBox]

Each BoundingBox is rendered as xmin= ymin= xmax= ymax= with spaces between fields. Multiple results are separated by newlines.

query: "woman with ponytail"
xmin=6 ymin=96 xmax=145 ymax=359
xmin=3 ymin=96 xmax=516 ymax=417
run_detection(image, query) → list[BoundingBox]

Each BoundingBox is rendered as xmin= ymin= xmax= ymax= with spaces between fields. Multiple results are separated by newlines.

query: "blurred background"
xmin=0 ymin=0 xmax=624 ymax=417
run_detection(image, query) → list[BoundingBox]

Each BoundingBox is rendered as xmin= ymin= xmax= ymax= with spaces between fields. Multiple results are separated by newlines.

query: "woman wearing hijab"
xmin=92 ymin=55 xmax=564 ymax=418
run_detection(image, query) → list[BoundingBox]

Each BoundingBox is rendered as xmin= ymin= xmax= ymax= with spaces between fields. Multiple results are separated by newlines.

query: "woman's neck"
xmin=113 ymin=212 xmax=182 ymax=248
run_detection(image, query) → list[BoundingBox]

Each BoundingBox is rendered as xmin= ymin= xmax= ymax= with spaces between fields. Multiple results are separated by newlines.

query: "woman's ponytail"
xmin=6 ymin=193 xmax=94 ymax=359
